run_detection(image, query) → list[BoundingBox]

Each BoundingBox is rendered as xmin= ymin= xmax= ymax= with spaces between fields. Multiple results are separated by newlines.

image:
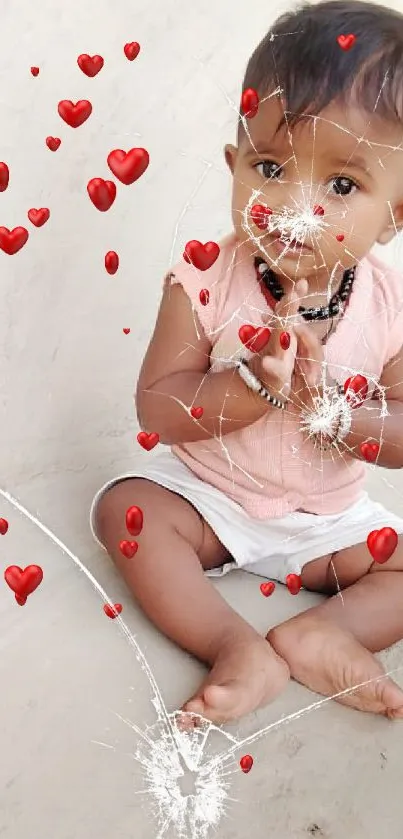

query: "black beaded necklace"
xmin=254 ymin=257 xmax=356 ymax=321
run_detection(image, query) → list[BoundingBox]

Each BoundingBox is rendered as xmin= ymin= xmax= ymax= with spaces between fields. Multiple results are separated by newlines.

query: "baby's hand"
xmin=286 ymin=314 xmax=328 ymax=421
xmin=293 ymin=319 xmax=324 ymax=389
xmin=250 ymin=279 xmax=321 ymax=400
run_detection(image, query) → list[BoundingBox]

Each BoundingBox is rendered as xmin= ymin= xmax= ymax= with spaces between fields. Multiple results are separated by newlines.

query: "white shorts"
xmin=89 ymin=450 xmax=403 ymax=584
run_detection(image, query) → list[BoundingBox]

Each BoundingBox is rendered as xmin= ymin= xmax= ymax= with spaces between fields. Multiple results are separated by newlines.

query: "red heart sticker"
xmin=0 ymin=162 xmax=10 ymax=192
xmin=119 ymin=540 xmax=138 ymax=558
xmin=286 ymin=573 xmax=302 ymax=595
xmin=105 ymin=251 xmax=119 ymax=274
xmin=0 ymin=227 xmax=29 ymax=255
xmin=279 ymin=331 xmax=291 ymax=350
xmin=87 ymin=178 xmax=116 ymax=211
xmin=240 ymin=754 xmax=254 ymax=773
xmin=183 ymin=241 xmax=220 ymax=271
xmin=367 ymin=527 xmax=398 ymax=564
xmin=107 ymin=148 xmax=149 ymax=185
xmin=28 ymin=208 xmax=50 ymax=228
xmin=360 ymin=441 xmax=379 ymax=463
xmin=123 ymin=328 xmax=130 ymax=334
xmin=15 ymin=594 xmax=27 ymax=606
xmin=260 ymin=581 xmax=275 ymax=597
xmin=104 ymin=603 xmax=122 ymax=619
xmin=124 ymin=42 xmax=140 ymax=61
xmin=77 ymin=54 xmax=104 ymax=77
xmin=4 ymin=564 xmax=43 ymax=598
xmin=313 ymin=205 xmax=325 ymax=216
xmin=251 ymin=203 xmax=272 ymax=230
xmin=241 ymin=88 xmax=259 ymax=118
xmin=343 ymin=374 xmax=368 ymax=407
xmin=336 ymin=233 xmax=345 ymax=242
xmin=46 ymin=136 xmax=61 ymax=151
xmin=31 ymin=66 xmax=40 ymax=76
xmin=337 ymin=33 xmax=356 ymax=50
xmin=239 ymin=324 xmax=270 ymax=353
xmin=0 ymin=518 xmax=9 ymax=535
xmin=199 ymin=288 xmax=210 ymax=306
xmin=190 ymin=406 xmax=203 ymax=419
xmin=58 ymin=99 xmax=92 ymax=128
xmin=126 ymin=505 xmax=144 ymax=537
xmin=137 ymin=431 xmax=159 ymax=451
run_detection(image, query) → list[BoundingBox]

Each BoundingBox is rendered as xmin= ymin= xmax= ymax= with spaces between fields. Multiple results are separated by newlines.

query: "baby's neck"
xmin=275 ymin=263 xmax=346 ymax=299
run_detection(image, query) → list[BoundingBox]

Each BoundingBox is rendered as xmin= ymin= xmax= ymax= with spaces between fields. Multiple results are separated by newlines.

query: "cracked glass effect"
xmin=300 ymin=379 xmax=352 ymax=441
xmin=4 ymin=30 xmax=403 ymax=839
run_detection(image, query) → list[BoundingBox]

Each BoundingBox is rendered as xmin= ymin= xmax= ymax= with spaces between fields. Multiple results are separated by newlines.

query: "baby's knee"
xmin=93 ymin=477 xmax=202 ymax=555
xmin=94 ymin=478 xmax=145 ymax=549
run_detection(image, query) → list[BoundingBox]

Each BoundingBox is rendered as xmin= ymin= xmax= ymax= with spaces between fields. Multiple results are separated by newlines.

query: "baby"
xmin=91 ymin=0 xmax=403 ymax=725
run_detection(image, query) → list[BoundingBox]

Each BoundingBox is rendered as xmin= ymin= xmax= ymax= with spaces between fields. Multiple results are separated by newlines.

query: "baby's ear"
xmin=377 ymin=204 xmax=403 ymax=245
xmin=224 ymin=144 xmax=237 ymax=174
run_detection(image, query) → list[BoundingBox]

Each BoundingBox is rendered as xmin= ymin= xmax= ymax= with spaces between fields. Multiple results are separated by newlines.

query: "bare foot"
xmin=180 ymin=634 xmax=289 ymax=726
xmin=267 ymin=614 xmax=403 ymax=719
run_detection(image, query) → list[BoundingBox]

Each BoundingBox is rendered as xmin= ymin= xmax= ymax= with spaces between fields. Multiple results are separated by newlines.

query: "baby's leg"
xmin=95 ymin=478 xmax=289 ymax=724
xmin=267 ymin=542 xmax=403 ymax=719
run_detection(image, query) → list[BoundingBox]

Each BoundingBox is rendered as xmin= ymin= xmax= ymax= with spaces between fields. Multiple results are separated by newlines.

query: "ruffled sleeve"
xmin=162 ymin=234 xmax=237 ymax=343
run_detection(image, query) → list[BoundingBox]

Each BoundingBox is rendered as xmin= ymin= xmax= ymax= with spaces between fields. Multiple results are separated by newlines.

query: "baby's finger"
xmin=274 ymin=279 xmax=308 ymax=327
xmin=294 ymin=322 xmax=324 ymax=385
xmin=261 ymin=355 xmax=292 ymax=396
xmin=261 ymin=354 xmax=287 ymax=379
xmin=294 ymin=322 xmax=324 ymax=360
xmin=275 ymin=290 xmax=298 ymax=322
xmin=295 ymin=278 xmax=308 ymax=300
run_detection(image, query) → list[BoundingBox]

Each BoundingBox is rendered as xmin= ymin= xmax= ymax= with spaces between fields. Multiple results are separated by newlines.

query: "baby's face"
xmin=225 ymin=95 xmax=403 ymax=281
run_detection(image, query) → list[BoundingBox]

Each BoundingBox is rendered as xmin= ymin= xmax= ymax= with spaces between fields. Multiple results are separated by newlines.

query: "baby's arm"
xmin=136 ymin=283 xmax=270 ymax=445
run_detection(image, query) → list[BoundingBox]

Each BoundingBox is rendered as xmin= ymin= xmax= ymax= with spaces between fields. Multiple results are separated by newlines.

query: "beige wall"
xmin=1 ymin=0 xmax=402 ymax=500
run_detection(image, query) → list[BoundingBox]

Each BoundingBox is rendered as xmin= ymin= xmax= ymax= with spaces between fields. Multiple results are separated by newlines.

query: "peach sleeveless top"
xmin=163 ymin=233 xmax=403 ymax=519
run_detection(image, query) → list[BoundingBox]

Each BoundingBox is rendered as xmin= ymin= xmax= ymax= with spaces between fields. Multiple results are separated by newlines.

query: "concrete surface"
xmin=1 ymin=0 xmax=403 ymax=837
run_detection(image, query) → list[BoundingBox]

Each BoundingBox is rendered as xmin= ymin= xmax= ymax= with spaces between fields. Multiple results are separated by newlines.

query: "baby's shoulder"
xmin=164 ymin=231 xmax=241 ymax=337
xmin=166 ymin=231 xmax=238 ymax=290
xmin=364 ymin=250 xmax=403 ymax=314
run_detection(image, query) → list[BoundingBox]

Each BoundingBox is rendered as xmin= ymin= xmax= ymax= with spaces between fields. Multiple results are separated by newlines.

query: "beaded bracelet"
xmin=236 ymin=358 xmax=287 ymax=410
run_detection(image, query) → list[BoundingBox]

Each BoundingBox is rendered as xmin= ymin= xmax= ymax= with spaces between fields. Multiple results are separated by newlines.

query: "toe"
xmin=203 ymin=683 xmax=240 ymax=721
xmin=347 ymin=671 xmax=403 ymax=717
xmin=203 ymin=678 xmax=265 ymax=723
xmin=380 ymin=679 xmax=403 ymax=719
xmin=183 ymin=697 xmax=205 ymax=715
xmin=388 ymin=707 xmax=403 ymax=720
xmin=184 ymin=683 xmax=241 ymax=725
xmin=180 ymin=697 xmax=206 ymax=727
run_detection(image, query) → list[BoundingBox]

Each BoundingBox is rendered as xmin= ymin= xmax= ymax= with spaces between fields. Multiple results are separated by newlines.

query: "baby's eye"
xmin=331 ymin=176 xmax=358 ymax=197
xmin=254 ymin=160 xmax=283 ymax=180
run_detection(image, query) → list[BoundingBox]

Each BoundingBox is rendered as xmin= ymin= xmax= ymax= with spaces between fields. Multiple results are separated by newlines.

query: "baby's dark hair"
xmin=239 ymin=0 xmax=403 ymax=139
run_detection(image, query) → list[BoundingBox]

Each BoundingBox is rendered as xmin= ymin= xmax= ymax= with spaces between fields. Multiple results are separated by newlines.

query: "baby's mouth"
xmin=272 ymin=234 xmax=312 ymax=252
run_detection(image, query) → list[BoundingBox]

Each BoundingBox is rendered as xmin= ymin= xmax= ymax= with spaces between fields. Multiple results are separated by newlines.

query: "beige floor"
xmin=1 ymin=0 xmax=403 ymax=836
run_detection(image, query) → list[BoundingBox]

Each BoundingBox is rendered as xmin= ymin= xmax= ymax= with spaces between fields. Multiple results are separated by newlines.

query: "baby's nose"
xmin=272 ymin=177 xmax=326 ymax=211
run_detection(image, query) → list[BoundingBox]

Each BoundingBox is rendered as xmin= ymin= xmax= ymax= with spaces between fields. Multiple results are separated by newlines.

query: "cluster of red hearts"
xmin=0 ymin=506 xmax=140 ymax=615
xmin=0 ymin=46 xmax=145 ymax=256
xmin=0 ymin=507 xmax=140 ymax=616
xmin=0 ymin=158 xmax=49 ymax=252
xmin=103 ymin=504 xmax=144 ymax=619
xmin=5 ymin=28 xmax=394 ymax=617
xmin=259 ymin=525 xmax=398 ymax=599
